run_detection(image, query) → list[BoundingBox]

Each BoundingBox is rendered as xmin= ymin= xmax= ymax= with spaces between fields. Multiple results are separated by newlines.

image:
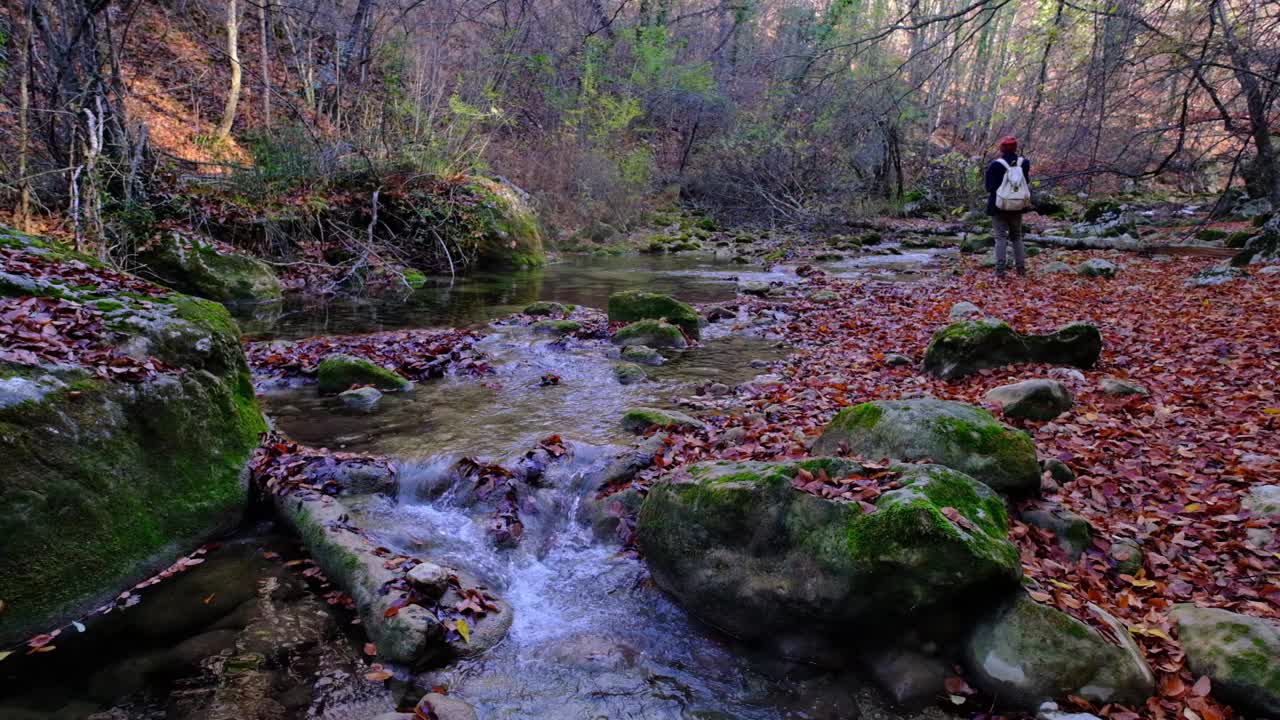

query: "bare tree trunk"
xmin=16 ymin=0 xmax=33 ymax=231
xmin=259 ymin=0 xmax=271 ymax=129
xmin=217 ymin=0 xmax=242 ymax=140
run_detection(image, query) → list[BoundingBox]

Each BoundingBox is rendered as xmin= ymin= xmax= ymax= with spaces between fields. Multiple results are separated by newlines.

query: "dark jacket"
xmin=985 ymin=153 xmax=1031 ymax=215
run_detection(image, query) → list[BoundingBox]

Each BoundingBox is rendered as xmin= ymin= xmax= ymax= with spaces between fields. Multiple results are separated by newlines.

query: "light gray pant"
xmin=992 ymin=213 xmax=1026 ymax=274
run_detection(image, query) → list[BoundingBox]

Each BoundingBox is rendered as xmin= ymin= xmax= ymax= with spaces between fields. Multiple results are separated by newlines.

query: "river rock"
xmin=135 ymin=230 xmax=283 ymax=303
xmin=524 ymin=301 xmax=566 ymax=316
xmin=613 ymin=362 xmax=647 ymax=385
xmin=607 ymin=291 xmax=701 ymax=338
xmin=533 ymin=319 xmax=582 ymax=335
xmin=923 ymin=319 xmax=1103 ymax=380
xmin=621 ymin=407 xmax=705 ymax=434
xmin=1243 ymin=485 xmax=1279 ymax=548
xmin=1187 ymin=265 xmax=1248 ymax=287
xmin=1098 ymin=377 xmax=1147 ymax=396
xmin=416 ymin=693 xmax=479 ymax=720
xmin=985 ymin=379 xmax=1073 ymax=421
xmin=1020 ymin=506 xmax=1093 ymax=559
xmin=812 ymin=399 xmax=1040 ymax=494
xmin=1172 ymin=605 xmax=1280 ymax=716
xmin=738 ymin=280 xmax=773 ymax=296
xmin=863 ymin=647 xmax=951 ymax=709
xmin=621 ymin=345 xmax=665 ymax=366
xmin=884 ymin=353 xmax=913 ymax=367
xmin=1076 ymin=259 xmax=1117 ymax=278
xmin=316 ymin=354 xmax=412 ymax=394
xmin=614 ymin=320 xmax=687 ymax=350
xmin=407 ymin=561 xmax=450 ymax=600
xmin=964 ymin=594 xmax=1155 ymax=709
xmin=808 ymin=289 xmax=840 ymax=303
xmin=339 ymin=386 xmax=382 ymax=411
xmin=638 ymin=459 xmax=1021 ymax=663
xmin=0 ymin=228 xmax=267 ymax=645
xmin=950 ymin=301 xmax=983 ymax=320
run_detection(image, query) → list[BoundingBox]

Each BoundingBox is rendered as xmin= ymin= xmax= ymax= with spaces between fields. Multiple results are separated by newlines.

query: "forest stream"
xmin=0 ymin=248 xmax=958 ymax=720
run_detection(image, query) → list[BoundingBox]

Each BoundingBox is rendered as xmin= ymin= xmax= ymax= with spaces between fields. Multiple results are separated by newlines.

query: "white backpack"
xmin=995 ymin=156 xmax=1031 ymax=211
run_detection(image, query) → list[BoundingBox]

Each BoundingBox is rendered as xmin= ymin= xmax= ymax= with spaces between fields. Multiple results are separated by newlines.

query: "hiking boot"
xmin=1016 ymin=267 xmax=1027 ymax=277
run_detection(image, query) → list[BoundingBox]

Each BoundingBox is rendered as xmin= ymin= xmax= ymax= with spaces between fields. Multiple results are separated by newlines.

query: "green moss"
xmin=613 ymin=320 xmax=687 ymax=349
xmin=172 ymin=294 xmax=240 ymax=338
xmin=934 ymin=415 xmax=1036 ymax=472
xmin=316 ymin=354 xmax=412 ymax=394
xmin=403 ymin=268 xmax=428 ymax=289
xmin=532 ymin=319 xmax=582 ymax=335
xmin=91 ymin=299 xmax=126 ymax=312
xmin=524 ymin=301 xmax=566 ymax=316
xmin=607 ymin=291 xmax=701 ymax=339
xmin=1196 ymin=228 xmax=1228 ymax=242
xmin=826 ymin=403 xmax=884 ymax=434
xmin=621 ymin=407 xmax=705 ymax=433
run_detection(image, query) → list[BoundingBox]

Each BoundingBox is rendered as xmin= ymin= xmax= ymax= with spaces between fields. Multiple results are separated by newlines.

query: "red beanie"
xmin=999 ymin=136 xmax=1018 ymax=151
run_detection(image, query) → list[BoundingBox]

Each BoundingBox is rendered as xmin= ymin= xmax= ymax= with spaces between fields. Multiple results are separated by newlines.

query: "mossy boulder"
xmin=637 ymin=459 xmax=1021 ymax=662
xmin=922 ymin=319 xmax=1102 ymax=380
xmin=621 ymin=407 xmax=705 ymax=433
xmin=1172 ymin=605 xmax=1280 ymax=717
xmin=523 ymin=301 xmax=566 ymax=316
xmin=532 ymin=319 xmax=582 ymax=336
xmin=316 ymin=354 xmax=412 ymax=394
xmin=813 ymin=399 xmax=1040 ymax=494
xmin=607 ymin=291 xmax=701 ymax=339
xmin=964 ymin=594 xmax=1154 ymax=709
xmin=960 ymin=234 xmax=994 ymax=254
xmin=0 ymin=231 xmax=267 ymax=644
xmin=1020 ymin=506 xmax=1093 ymax=559
xmin=469 ymin=177 xmax=545 ymax=269
xmin=136 ymin=230 xmax=282 ymax=303
xmin=613 ymin=320 xmax=688 ymax=350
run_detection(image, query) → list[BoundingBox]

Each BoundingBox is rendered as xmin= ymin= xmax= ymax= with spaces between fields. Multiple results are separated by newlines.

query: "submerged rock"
xmin=0 ymin=229 xmax=267 ymax=644
xmin=984 ymin=379 xmax=1073 ymax=421
xmin=922 ymin=319 xmax=1102 ymax=380
xmin=136 ymin=230 xmax=282 ymax=303
xmin=607 ymin=291 xmax=701 ymax=339
xmin=620 ymin=344 xmax=665 ymax=366
xmin=613 ymin=320 xmax=688 ymax=349
xmin=316 ymin=354 xmax=412 ymax=394
xmin=613 ymin=362 xmax=647 ymax=385
xmin=637 ymin=459 xmax=1021 ymax=663
xmin=339 ymin=386 xmax=383 ymax=411
xmin=812 ymin=399 xmax=1040 ymax=494
xmin=1172 ymin=605 xmax=1280 ymax=716
xmin=964 ymin=594 xmax=1154 ymax=709
xmin=621 ymin=407 xmax=705 ymax=434
xmin=416 ymin=693 xmax=479 ymax=720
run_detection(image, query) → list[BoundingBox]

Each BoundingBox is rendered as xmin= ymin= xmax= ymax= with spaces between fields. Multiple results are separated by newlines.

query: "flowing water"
xmin=0 ymin=250 xmax=951 ymax=720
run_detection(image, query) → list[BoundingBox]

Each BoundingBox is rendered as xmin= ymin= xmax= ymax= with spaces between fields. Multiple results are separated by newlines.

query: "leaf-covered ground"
xmin=243 ymin=327 xmax=492 ymax=385
xmin=638 ymin=251 xmax=1278 ymax=720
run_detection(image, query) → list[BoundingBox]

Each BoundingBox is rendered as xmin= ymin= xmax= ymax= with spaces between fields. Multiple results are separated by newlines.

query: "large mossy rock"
xmin=0 ymin=229 xmax=267 ymax=644
xmin=136 ymin=231 xmax=282 ymax=303
xmin=469 ymin=177 xmax=545 ymax=270
xmin=1172 ymin=605 xmax=1280 ymax=716
xmin=812 ymin=399 xmax=1040 ymax=494
xmin=923 ymin=319 xmax=1102 ymax=380
xmin=965 ymin=594 xmax=1155 ymax=709
xmin=637 ymin=458 xmax=1021 ymax=662
xmin=607 ymin=291 xmax=701 ymax=339
xmin=316 ymin=354 xmax=412 ymax=394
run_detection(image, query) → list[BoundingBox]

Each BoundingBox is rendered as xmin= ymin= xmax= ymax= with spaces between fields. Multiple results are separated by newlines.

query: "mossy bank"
xmin=0 ymin=228 xmax=267 ymax=643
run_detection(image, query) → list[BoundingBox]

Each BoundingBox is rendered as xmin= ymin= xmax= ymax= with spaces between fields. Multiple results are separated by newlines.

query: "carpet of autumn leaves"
xmin=639 ymin=252 xmax=1278 ymax=720
xmin=244 ymin=327 xmax=491 ymax=384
